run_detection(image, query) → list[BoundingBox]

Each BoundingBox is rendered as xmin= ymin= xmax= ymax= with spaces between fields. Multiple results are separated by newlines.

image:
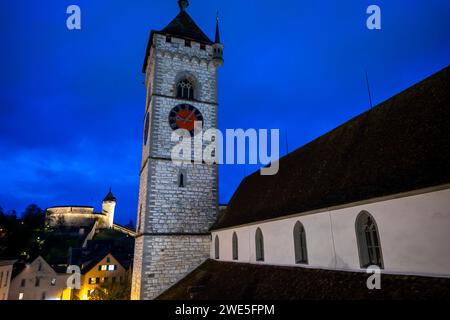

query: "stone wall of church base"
xmin=133 ymin=234 xmax=211 ymax=300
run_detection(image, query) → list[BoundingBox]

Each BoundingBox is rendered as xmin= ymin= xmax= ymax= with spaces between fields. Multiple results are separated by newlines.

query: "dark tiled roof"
xmin=80 ymin=253 xmax=109 ymax=274
xmin=0 ymin=259 xmax=16 ymax=266
xmin=52 ymin=265 xmax=69 ymax=273
xmin=212 ymin=66 xmax=450 ymax=230
xmin=103 ymin=189 xmax=116 ymax=202
xmin=158 ymin=260 xmax=450 ymax=300
xmin=142 ymin=11 xmax=213 ymax=73
xmin=214 ymin=18 xmax=220 ymax=44
xmin=80 ymin=252 xmax=131 ymax=274
xmin=11 ymin=262 xmax=26 ymax=279
xmin=160 ymin=11 xmax=213 ymax=44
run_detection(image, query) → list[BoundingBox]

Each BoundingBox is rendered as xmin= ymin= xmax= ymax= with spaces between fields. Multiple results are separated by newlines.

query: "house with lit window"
xmin=77 ymin=253 xmax=130 ymax=300
xmin=8 ymin=256 xmax=71 ymax=300
xmin=0 ymin=260 xmax=15 ymax=300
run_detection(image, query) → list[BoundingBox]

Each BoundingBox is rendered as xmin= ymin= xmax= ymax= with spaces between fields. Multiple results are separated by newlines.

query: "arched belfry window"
xmin=232 ymin=232 xmax=238 ymax=260
xmin=356 ymin=211 xmax=383 ymax=268
xmin=177 ymin=78 xmax=194 ymax=100
xmin=214 ymin=235 xmax=220 ymax=259
xmin=293 ymin=221 xmax=308 ymax=264
xmin=255 ymin=228 xmax=264 ymax=262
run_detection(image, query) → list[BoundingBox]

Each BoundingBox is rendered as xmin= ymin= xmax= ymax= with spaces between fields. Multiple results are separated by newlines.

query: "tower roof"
xmin=142 ymin=3 xmax=214 ymax=73
xmin=160 ymin=11 xmax=213 ymax=44
xmin=103 ymin=188 xmax=116 ymax=202
xmin=215 ymin=12 xmax=221 ymax=44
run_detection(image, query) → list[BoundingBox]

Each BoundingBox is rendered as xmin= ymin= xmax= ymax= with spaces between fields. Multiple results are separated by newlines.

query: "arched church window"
xmin=293 ymin=221 xmax=308 ymax=264
xmin=214 ymin=235 xmax=220 ymax=259
xmin=232 ymin=232 xmax=238 ymax=260
xmin=356 ymin=211 xmax=383 ymax=268
xmin=255 ymin=228 xmax=264 ymax=261
xmin=177 ymin=79 xmax=194 ymax=100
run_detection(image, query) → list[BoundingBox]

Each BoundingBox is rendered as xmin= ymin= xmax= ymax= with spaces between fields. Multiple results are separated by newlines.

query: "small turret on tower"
xmin=102 ymin=188 xmax=116 ymax=228
xmin=213 ymin=12 xmax=224 ymax=67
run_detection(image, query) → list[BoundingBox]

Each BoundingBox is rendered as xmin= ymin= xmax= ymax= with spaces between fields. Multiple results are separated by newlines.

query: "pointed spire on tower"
xmin=178 ymin=0 xmax=189 ymax=12
xmin=215 ymin=11 xmax=221 ymax=44
xmin=212 ymin=10 xmax=224 ymax=67
xmin=103 ymin=187 xmax=116 ymax=202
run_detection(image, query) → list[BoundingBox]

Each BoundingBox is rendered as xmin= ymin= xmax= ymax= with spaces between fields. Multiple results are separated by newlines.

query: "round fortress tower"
xmin=102 ymin=188 xmax=116 ymax=228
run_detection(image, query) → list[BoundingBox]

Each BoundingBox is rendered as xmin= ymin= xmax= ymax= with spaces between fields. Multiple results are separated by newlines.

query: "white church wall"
xmin=212 ymin=186 xmax=450 ymax=277
xmin=211 ymin=211 xmax=336 ymax=268
xmin=368 ymin=188 xmax=450 ymax=276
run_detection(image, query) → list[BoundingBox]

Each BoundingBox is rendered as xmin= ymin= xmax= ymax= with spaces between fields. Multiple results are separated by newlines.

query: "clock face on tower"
xmin=168 ymin=104 xmax=204 ymax=134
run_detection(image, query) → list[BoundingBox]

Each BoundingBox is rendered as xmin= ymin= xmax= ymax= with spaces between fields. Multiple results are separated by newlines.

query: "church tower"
xmin=131 ymin=0 xmax=223 ymax=300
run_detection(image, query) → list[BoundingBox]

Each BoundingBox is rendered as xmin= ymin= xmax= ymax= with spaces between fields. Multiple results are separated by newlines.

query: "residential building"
xmin=8 ymin=256 xmax=71 ymax=300
xmin=0 ymin=260 xmax=15 ymax=300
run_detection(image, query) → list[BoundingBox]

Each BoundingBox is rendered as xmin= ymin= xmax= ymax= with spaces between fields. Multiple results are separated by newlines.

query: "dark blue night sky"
xmin=1 ymin=0 xmax=449 ymax=224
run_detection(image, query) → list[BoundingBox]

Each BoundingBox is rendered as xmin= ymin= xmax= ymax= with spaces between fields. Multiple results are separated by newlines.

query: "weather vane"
xmin=178 ymin=0 xmax=189 ymax=11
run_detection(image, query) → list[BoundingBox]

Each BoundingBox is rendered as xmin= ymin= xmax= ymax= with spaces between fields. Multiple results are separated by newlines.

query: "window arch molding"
xmin=173 ymin=72 xmax=200 ymax=100
xmin=355 ymin=210 xmax=384 ymax=269
xmin=293 ymin=221 xmax=308 ymax=264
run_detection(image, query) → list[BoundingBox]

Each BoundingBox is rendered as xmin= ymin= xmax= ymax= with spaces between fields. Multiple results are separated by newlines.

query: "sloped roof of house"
xmin=11 ymin=256 xmax=61 ymax=279
xmin=0 ymin=259 xmax=16 ymax=266
xmin=212 ymin=65 xmax=450 ymax=230
xmin=80 ymin=252 xmax=131 ymax=274
xmin=158 ymin=260 xmax=450 ymax=300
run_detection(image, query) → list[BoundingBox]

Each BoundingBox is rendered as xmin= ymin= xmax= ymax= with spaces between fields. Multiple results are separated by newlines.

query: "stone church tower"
xmin=131 ymin=0 xmax=223 ymax=300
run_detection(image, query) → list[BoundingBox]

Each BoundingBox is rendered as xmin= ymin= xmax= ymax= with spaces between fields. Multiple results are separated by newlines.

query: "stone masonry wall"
xmin=131 ymin=236 xmax=144 ymax=300
xmin=137 ymin=234 xmax=211 ymax=300
xmin=145 ymin=159 xmax=218 ymax=234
